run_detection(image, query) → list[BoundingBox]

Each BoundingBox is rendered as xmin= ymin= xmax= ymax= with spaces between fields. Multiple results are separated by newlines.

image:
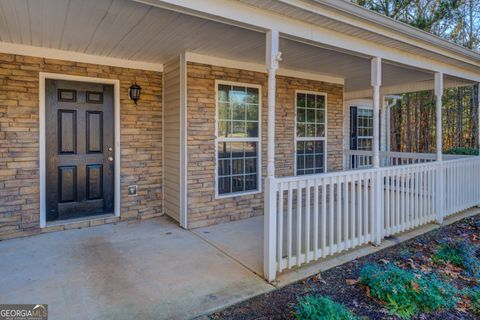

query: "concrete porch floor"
xmin=1 ymin=208 xmax=478 ymax=319
xmin=0 ymin=217 xmax=272 ymax=320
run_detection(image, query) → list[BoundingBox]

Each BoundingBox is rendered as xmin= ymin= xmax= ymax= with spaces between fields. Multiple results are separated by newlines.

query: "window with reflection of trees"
xmin=356 ymin=108 xmax=373 ymax=151
xmin=217 ymin=84 xmax=260 ymax=195
xmin=296 ymin=92 xmax=326 ymax=175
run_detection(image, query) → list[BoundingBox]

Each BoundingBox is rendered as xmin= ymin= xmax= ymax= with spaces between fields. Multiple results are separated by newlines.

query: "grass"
xmin=359 ymin=263 xmax=458 ymax=319
xmin=295 ymin=295 xmax=358 ymax=320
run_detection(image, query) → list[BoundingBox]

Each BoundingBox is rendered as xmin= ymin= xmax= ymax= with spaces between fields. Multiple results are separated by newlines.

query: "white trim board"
xmin=179 ymin=53 xmax=188 ymax=228
xmin=39 ymin=73 xmax=121 ymax=228
xmin=2 ymin=42 xmax=163 ymax=72
xmin=185 ymin=52 xmax=344 ymax=85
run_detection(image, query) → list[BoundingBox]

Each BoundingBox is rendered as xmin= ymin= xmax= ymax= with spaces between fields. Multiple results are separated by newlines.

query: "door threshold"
xmin=46 ymin=213 xmax=116 ymax=228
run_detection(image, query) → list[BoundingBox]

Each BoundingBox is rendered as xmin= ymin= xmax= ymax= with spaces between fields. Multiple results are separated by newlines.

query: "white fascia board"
xmin=185 ymin=52 xmax=344 ymax=85
xmin=0 ymin=42 xmax=163 ymax=72
xmin=136 ymin=0 xmax=480 ymax=82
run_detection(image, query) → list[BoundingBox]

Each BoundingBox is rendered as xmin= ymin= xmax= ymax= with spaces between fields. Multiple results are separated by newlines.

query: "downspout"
xmin=384 ymin=95 xmax=402 ymax=153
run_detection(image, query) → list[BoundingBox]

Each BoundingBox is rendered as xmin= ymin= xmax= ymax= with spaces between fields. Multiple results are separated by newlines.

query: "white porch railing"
xmin=264 ymin=156 xmax=480 ymax=281
xmin=344 ymin=150 xmax=469 ymax=170
xmin=444 ymin=157 xmax=480 ymax=217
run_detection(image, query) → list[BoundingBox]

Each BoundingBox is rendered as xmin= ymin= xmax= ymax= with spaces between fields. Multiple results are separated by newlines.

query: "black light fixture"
xmin=128 ymin=82 xmax=141 ymax=105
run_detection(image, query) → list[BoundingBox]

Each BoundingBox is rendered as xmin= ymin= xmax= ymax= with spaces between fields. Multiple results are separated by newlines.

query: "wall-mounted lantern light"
xmin=128 ymin=83 xmax=142 ymax=105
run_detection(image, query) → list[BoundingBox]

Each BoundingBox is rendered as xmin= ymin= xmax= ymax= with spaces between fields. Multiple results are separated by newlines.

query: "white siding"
xmin=163 ymin=57 xmax=183 ymax=223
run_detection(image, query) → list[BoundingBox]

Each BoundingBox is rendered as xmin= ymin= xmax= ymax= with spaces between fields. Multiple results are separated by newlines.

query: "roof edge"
xmin=308 ymin=0 xmax=480 ymax=62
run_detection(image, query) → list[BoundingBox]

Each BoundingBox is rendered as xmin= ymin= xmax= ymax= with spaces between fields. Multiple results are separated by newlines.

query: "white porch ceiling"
xmin=0 ymin=0 xmax=451 ymax=92
xmin=0 ymin=0 xmax=265 ymax=63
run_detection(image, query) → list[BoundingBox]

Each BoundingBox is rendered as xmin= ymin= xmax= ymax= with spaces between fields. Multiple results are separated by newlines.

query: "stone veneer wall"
xmin=0 ymin=53 xmax=163 ymax=240
xmin=186 ymin=62 xmax=344 ymax=228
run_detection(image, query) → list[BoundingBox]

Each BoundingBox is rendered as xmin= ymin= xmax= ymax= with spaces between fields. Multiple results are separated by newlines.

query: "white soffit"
xmin=0 ymin=0 xmax=265 ymax=65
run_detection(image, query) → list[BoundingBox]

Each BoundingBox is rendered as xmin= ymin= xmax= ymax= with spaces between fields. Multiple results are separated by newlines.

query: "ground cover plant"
xmin=359 ymin=263 xmax=458 ymax=319
xmin=209 ymin=214 xmax=480 ymax=319
xmin=294 ymin=295 xmax=358 ymax=320
xmin=432 ymin=239 xmax=480 ymax=277
xmin=469 ymin=288 xmax=480 ymax=315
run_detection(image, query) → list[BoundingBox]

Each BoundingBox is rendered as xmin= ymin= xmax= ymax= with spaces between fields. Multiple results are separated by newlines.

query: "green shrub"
xmin=295 ymin=295 xmax=358 ymax=320
xmin=444 ymin=147 xmax=479 ymax=156
xmin=359 ymin=263 xmax=458 ymax=319
xmin=432 ymin=239 xmax=480 ymax=277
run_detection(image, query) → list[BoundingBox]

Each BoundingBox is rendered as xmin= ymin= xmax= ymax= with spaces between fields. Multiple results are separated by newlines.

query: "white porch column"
xmin=372 ymin=58 xmax=381 ymax=169
xmin=266 ymin=30 xmax=280 ymax=178
xmin=371 ymin=57 xmax=383 ymax=245
xmin=435 ymin=72 xmax=444 ymax=224
xmin=264 ymin=30 xmax=280 ymax=282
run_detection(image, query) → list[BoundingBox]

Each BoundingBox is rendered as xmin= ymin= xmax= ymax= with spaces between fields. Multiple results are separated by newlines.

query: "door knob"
xmin=108 ymin=156 xmax=114 ymax=162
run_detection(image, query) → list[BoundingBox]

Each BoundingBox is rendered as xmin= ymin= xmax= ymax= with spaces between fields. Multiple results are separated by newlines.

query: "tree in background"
xmin=352 ymin=0 xmax=480 ymax=152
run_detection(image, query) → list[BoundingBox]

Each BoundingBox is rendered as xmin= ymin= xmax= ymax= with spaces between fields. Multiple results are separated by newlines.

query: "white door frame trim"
xmin=39 ymin=72 xmax=121 ymax=228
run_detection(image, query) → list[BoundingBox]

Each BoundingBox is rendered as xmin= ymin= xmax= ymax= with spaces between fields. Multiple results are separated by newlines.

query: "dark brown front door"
xmin=46 ymin=80 xmax=114 ymax=221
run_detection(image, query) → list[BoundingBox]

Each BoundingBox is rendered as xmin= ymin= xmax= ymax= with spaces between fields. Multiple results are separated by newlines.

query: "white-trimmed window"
xmin=295 ymin=91 xmax=327 ymax=175
xmin=216 ymin=82 xmax=261 ymax=196
xmin=350 ymin=106 xmax=374 ymax=168
xmin=357 ymin=108 xmax=374 ymax=151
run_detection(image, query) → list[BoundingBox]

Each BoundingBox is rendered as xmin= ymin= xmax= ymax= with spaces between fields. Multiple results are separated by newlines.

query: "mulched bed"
xmin=209 ymin=214 xmax=480 ymax=319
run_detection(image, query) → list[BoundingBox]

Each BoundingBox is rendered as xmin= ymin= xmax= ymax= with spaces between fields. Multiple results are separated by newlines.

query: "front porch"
xmin=2 ymin=202 xmax=476 ymax=320
xmin=1 ymin=0 xmax=480 ymax=293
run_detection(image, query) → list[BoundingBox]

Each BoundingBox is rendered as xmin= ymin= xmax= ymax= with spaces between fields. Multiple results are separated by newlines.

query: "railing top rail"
xmin=443 ymin=154 xmax=476 ymax=160
xmin=344 ymin=149 xmax=474 ymax=160
xmin=344 ymin=150 xmax=437 ymax=159
xmin=380 ymin=151 xmax=437 ymax=159
xmin=442 ymin=155 xmax=480 ymax=164
xmin=274 ymin=160 xmax=440 ymax=184
xmin=343 ymin=149 xmax=374 ymax=156
xmin=379 ymin=161 xmax=438 ymax=171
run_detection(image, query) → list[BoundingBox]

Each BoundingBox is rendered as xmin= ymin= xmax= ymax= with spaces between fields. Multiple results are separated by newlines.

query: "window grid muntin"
xmin=216 ymin=83 xmax=260 ymax=196
xmin=295 ymin=92 xmax=327 ymax=176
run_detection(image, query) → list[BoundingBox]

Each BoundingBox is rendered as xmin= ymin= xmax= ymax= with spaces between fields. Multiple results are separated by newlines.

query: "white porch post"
xmin=264 ymin=29 xmax=280 ymax=282
xmin=435 ymin=72 xmax=444 ymax=224
xmin=372 ymin=57 xmax=383 ymax=245
xmin=372 ymin=58 xmax=381 ymax=169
